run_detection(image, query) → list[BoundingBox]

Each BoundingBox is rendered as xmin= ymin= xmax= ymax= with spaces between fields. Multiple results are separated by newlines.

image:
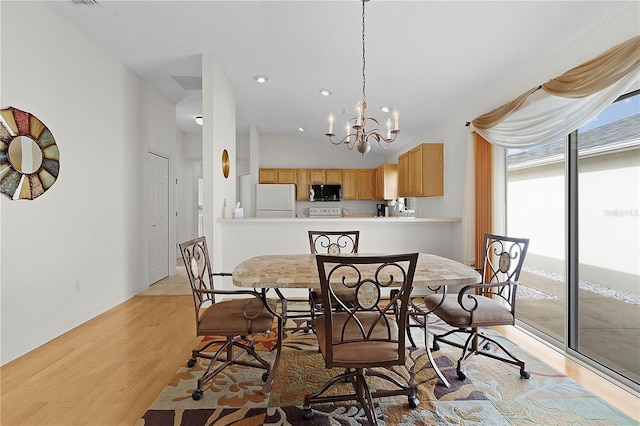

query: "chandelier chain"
xmin=361 ymin=0 xmax=366 ymax=105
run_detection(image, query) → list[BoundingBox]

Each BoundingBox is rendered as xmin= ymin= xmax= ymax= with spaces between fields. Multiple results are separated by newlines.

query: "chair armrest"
xmin=457 ymin=281 xmax=518 ymax=312
xmin=194 ymin=288 xmax=279 ymax=319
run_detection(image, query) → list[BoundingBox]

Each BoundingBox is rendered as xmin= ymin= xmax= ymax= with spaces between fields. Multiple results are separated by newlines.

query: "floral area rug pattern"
xmin=139 ymin=317 xmax=635 ymax=425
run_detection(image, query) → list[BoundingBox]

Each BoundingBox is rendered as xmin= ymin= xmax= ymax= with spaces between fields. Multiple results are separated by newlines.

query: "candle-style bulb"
xmin=328 ymin=113 xmax=334 ymax=134
xmin=393 ymin=110 xmax=399 ymax=130
xmin=386 ymin=118 xmax=391 ymax=139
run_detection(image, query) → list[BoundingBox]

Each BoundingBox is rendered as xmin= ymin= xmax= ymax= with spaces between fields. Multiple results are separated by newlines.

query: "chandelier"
xmin=325 ymin=0 xmax=399 ymax=156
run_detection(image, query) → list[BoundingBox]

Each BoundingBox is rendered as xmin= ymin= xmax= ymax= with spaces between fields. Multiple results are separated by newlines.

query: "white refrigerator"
xmin=255 ymin=184 xmax=297 ymax=217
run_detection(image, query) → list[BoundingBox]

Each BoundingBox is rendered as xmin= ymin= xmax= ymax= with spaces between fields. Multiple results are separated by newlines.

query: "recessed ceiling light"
xmin=320 ymin=89 xmax=332 ymax=97
xmin=195 ymin=115 xmax=203 ymax=125
xmin=254 ymin=75 xmax=268 ymax=83
xmin=380 ymin=106 xmax=390 ymax=113
xmin=298 ymin=127 xmax=305 ymax=132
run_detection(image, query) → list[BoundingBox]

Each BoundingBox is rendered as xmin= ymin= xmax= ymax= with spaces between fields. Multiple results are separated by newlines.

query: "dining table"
xmin=232 ymin=252 xmax=481 ymax=390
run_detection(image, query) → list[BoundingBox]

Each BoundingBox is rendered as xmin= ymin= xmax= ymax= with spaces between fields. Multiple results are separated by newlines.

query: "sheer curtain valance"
xmin=470 ymin=35 xmax=640 ymax=148
xmin=462 ymin=35 xmax=639 ymax=266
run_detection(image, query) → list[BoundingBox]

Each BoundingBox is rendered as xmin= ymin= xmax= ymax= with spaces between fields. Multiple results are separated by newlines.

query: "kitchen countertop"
xmin=219 ymin=216 xmax=461 ymax=223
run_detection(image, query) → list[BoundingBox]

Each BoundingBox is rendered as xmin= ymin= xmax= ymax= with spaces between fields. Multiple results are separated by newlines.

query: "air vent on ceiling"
xmin=72 ymin=0 xmax=100 ymax=5
xmin=172 ymin=76 xmax=202 ymax=91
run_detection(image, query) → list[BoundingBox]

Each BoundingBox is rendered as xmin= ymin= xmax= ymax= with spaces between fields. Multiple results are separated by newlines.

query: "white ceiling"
xmin=46 ymin=0 xmax=635 ymax=154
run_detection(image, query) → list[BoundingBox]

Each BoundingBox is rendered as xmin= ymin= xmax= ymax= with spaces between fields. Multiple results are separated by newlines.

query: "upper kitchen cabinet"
xmin=342 ymin=169 xmax=358 ymax=200
xmin=296 ymin=169 xmax=310 ymax=200
xmin=309 ymin=169 xmax=325 ymax=183
xmin=342 ymin=169 xmax=374 ymax=200
xmin=259 ymin=168 xmax=278 ymax=183
xmin=325 ymin=169 xmax=342 ymax=184
xmin=259 ymin=168 xmax=297 ymax=184
xmin=398 ymin=143 xmax=444 ymax=197
xmin=374 ymin=163 xmax=398 ymax=200
xmin=357 ymin=169 xmax=374 ymax=200
xmin=277 ymin=168 xmax=297 ymax=184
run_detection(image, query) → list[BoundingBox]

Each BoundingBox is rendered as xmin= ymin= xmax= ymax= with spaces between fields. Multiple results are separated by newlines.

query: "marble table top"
xmin=232 ymin=253 xmax=481 ymax=289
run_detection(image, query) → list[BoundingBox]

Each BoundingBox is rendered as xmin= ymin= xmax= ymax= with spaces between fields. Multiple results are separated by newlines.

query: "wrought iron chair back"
xmin=303 ymin=253 xmax=420 ymax=424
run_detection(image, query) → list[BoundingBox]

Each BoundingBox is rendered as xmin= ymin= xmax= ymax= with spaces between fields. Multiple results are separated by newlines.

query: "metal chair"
xmin=423 ymin=234 xmax=530 ymax=380
xmin=179 ymin=236 xmax=278 ymax=400
xmin=308 ymin=230 xmax=360 ymax=323
xmin=303 ymin=253 xmax=420 ymax=425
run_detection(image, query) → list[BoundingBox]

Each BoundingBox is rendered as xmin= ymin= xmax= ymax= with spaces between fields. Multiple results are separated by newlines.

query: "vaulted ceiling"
xmin=46 ymin=1 xmax=635 ymax=154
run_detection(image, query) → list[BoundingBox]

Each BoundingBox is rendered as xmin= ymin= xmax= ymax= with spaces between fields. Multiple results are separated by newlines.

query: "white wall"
xmin=0 ymin=1 xmax=177 ymax=364
xmin=258 ymin=133 xmax=386 ymax=168
xmin=176 ymin=131 xmax=202 ymax=252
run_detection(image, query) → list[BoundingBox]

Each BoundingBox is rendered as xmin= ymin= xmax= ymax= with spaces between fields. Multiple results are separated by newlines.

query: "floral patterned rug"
xmin=139 ymin=317 xmax=635 ymax=425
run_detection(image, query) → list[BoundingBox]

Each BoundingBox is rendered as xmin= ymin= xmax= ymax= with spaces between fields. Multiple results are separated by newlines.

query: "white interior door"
xmin=148 ymin=152 xmax=169 ymax=284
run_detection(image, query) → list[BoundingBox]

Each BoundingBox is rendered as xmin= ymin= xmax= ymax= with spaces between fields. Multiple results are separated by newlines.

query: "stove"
xmin=309 ymin=207 xmax=342 ymax=217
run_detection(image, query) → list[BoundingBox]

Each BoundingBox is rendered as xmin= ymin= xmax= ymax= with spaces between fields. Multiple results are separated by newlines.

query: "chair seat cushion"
xmin=315 ymin=312 xmax=400 ymax=367
xmin=423 ymin=294 xmax=514 ymax=327
xmin=198 ymin=298 xmax=276 ymax=336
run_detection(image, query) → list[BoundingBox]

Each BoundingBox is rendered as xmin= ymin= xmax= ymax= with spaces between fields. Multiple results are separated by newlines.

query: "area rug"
xmin=139 ymin=317 xmax=636 ymax=425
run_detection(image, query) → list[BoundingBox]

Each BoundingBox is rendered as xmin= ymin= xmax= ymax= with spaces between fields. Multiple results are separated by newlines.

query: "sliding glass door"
xmin=575 ymin=91 xmax=639 ymax=385
xmin=506 ymin=90 xmax=639 ymax=388
xmin=506 ymin=138 xmax=566 ymax=344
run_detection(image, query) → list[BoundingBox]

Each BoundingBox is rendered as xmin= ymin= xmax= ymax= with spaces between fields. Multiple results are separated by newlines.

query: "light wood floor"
xmin=1 ymin=294 xmax=638 ymax=425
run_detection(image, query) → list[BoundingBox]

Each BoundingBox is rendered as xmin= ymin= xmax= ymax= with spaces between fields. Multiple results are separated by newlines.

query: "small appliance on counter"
xmin=376 ymin=203 xmax=387 ymax=217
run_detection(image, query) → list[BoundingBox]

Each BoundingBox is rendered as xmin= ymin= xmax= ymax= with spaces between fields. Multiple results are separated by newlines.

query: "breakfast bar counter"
xmin=218 ymin=216 xmax=460 ymax=224
xmin=218 ymin=216 xmax=464 ymax=299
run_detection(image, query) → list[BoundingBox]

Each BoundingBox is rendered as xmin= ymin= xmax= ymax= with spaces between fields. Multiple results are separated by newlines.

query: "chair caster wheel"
xmin=432 ymin=342 xmax=440 ymax=351
xmin=408 ymin=396 xmax=420 ymax=408
xmin=520 ymin=370 xmax=530 ymax=379
xmin=303 ymin=408 xmax=314 ymax=420
xmin=192 ymin=390 xmax=203 ymax=400
xmin=187 ymin=358 xmax=196 ymax=368
xmin=262 ymin=371 xmax=270 ymax=382
xmin=457 ymin=371 xmax=467 ymax=380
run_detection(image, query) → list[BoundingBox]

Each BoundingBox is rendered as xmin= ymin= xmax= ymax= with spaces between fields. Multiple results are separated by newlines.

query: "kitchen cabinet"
xmin=325 ymin=169 xmax=342 ymax=184
xmin=374 ymin=163 xmax=398 ymax=200
xmin=342 ymin=169 xmax=374 ymax=200
xmin=296 ymin=169 xmax=309 ymax=200
xmin=342 ymin=169 xmax=358 ymax=200
xmin=259 ymin=168 xmax=278 ymax=184
xmin=357 ymin=169 xmax=374 ymax=200
xmin=277 ymin=168 xmax=297 ymax=184
xmin=398 ymin=143 xmax=443 ymax=197
xmin=397 ymin=153 xmax=409 ymax=196
xmin=258 ymin=168 xmax=297 ymax=184
xmin=309 ymin=169 xmax=325 ymax=183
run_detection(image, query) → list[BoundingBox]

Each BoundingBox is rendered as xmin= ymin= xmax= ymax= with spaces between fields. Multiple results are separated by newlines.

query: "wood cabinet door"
xmin=278 ymin=168 xmax=297 ymax=184
xmin=259 ymin=168 xmax=278 ymax=184
xmin=421 ymin=144 xmax=444 ymax=196
xmin=342 ymin=169 xmax=358 ymax=200
xmin=381 ymin=163 xmax=398 ymax=200
xmin=357 ymin=169 xmax=374 ymax=200
xmin=408 ymin=145 xmax=424 ymax=196
xmin=296 ymin=169 xmax=309 ymax=200
xmin=373 ymin=166 xmax=382 ymax=200
xmin=309 ymin=169 xmax=325 ymax=183
xmin=397 ymin=153 xmax=409 ymax=197
xmin=325 ymin=169 xmax=342 ymax=184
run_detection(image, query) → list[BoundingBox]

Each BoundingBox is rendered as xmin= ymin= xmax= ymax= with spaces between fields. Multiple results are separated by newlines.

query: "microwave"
xmin=309 ymin=184 xmax=342 ymax=202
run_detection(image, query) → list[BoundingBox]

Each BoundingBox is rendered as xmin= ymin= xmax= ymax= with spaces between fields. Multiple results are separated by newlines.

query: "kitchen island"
xmin=219 ymin=216 xmax=463 ymax=298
